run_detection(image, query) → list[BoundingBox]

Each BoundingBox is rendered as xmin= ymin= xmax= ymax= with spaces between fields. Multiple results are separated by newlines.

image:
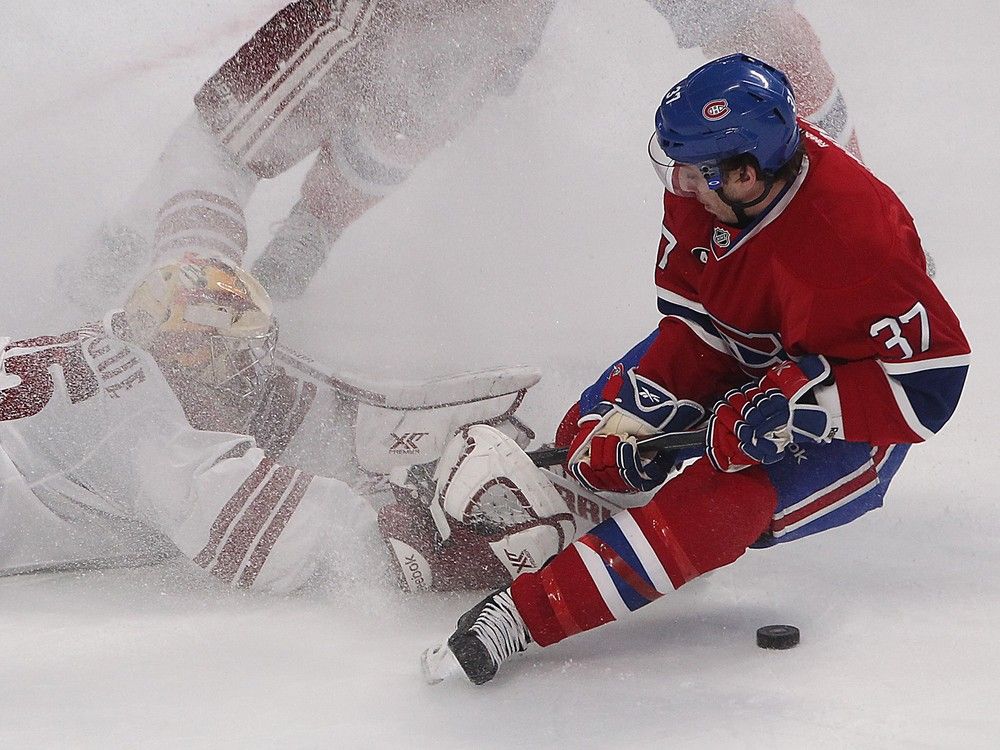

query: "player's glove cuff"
xmin=567 ymin=370 xmax=703 ymax=493
xmin=761 ymin=355 xmax=836 ymax=443
xmin=707 ymin=356 xmax=835 ymax=473
xmin=615 ymin=369 xmax=705 ymax=431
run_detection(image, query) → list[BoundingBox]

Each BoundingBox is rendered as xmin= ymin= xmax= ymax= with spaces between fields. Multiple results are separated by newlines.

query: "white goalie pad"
xmin=276 ymin=346 xmax=540 ymax=473
xmin=430 ymin=425 xmax=576 ymax=579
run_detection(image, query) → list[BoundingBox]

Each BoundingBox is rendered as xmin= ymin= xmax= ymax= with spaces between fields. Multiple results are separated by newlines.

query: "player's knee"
xmin=643 ymin=459 xmax=777 ymax=577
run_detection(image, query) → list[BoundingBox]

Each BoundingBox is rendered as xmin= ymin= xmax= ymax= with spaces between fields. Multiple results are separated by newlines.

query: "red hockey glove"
xmin=567 ymin=368 xmax=704 ymax=493
xmin=707 ymin=356 xmax=834 ymax=473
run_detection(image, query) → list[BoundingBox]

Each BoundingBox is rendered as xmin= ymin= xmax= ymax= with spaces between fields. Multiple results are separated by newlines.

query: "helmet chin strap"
xmin=717 ymin=174 xmax=776 ymax=227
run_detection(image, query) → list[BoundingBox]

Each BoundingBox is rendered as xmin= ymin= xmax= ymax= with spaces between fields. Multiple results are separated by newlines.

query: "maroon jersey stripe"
xmin=233 ymin=6 xmax=374 ymax=159
xmin=155 ymin=203 xmax=248 ymax=250
xmin=237 ymin=472 xmax=314 ymax=588
xmin=158 ymin=190 xmax=243 ymax=218
xmin=212 ymin=466 xmax=297 ymax=583
xmin=196 ymin=1 xmax=338 ymax=132
xmin=193 ymin=457 xmax=275 ymax=567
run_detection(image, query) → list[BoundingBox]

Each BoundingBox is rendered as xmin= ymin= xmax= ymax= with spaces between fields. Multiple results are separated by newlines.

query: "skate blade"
xmin=420 ymin=640 xmax=463 ymax=685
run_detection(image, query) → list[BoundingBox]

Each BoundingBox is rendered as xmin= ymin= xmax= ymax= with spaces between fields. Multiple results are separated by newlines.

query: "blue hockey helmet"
xmin=654 ymin=54 xmax=800 ymax=190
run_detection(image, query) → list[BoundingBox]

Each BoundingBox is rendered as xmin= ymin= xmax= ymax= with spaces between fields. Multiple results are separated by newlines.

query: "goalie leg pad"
xmin=378 ymin=425 xmax=577 ymax=592
xmin=379 ymin=501 xmax=511 ymax=592
xmin=431 ymin=425 xmax=576 ymax=579
xmin=432 ymin=425 xmax=576 ymax=550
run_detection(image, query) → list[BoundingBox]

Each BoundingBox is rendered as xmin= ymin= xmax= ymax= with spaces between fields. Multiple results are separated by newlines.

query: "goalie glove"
xmin=707 ymin=355 xmax=836 ymax=473
xmin=379 ymin=425 xmax=576 ymax=591
xmin=568 ymin=366 xmax=704 ymax=493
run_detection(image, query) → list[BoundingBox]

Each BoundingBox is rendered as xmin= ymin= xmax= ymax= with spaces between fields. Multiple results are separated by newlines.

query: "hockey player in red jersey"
xmin=1 ymin=254 xmax=575 ymax=592
xmin=64 ymin=0 xmax=863 ymax=311
xmin=422 ymin=54 xmax=970 ymax=685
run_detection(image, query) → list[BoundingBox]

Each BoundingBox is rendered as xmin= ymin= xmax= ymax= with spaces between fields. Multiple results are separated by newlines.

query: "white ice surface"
xmin=2 ymin=1 xmax=999 ymax=748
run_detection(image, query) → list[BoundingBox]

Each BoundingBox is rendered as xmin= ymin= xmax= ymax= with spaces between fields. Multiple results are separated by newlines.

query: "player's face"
xmin=676 ymin=163 xmax=776 ymax=225
xmin=676 ymin=164 xmax=740 ymax=224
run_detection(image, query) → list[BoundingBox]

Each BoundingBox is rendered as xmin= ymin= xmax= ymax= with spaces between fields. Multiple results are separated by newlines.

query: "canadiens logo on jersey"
xmin=711 ymin=317 xmax=786 ymax=371
xmin=702 ymin=99 xmax=730 ymax=121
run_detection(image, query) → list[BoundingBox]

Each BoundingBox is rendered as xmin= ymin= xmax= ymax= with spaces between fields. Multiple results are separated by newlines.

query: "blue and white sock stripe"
xmin=574 ymin=541 xmax=631 ymax=621
xmin=575 ymin=514 xmax=670 ymax=614
xmin=614 ymin=511 xmax=674 ymax=594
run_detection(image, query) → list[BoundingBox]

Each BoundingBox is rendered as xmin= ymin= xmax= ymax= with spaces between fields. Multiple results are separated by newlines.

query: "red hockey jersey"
xmin=639 ymin=121 xmax=970 ymax=445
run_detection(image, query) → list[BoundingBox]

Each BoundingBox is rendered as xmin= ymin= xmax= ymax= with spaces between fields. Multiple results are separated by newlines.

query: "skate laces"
xmin=469 ymin=590 xmax=530 ymax=667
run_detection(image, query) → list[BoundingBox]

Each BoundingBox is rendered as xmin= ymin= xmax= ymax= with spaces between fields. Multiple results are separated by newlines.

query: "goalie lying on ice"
xmin=0 ymin=253 xmax=574 ymax=593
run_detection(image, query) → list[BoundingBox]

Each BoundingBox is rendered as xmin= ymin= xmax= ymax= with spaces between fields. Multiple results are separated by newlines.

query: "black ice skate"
xmin=421 ymin=588 xmax=531 ymax=686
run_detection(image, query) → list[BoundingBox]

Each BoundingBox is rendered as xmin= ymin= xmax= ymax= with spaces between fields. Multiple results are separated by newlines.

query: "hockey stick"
xmin=403 ymin=428 xmax=707 ymax=525
xmin=526 ymin=427 xmax=708 ymax=468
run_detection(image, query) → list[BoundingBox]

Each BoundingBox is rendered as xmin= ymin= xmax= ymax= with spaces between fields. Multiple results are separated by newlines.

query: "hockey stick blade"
xmin=527 ymin=427 xmax=708 ymax=468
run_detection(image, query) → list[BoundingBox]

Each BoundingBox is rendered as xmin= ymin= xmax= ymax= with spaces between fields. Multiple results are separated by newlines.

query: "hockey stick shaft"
xmin=527 ymin=427 xmax=708 ymax=468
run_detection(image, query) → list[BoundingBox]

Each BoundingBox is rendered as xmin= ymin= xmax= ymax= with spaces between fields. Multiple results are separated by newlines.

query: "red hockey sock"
xmin=512 ymin=458 xmax=777 ymax=647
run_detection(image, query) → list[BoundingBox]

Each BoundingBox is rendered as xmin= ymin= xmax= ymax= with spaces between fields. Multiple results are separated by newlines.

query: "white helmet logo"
xmin=703 ymin=99 xmax=730 ymax=121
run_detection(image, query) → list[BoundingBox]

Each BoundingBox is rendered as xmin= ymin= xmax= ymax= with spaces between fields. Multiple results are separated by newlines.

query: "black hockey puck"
xmin=756 ymin=625 xmax=800 ymax=650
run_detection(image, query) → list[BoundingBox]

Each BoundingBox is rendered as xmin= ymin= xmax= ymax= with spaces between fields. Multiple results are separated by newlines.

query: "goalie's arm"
xmin=136 ymin=427 xmax=377 ymax=594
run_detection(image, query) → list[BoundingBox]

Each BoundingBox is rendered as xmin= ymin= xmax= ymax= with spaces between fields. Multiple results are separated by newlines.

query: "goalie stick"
xmin=526 ymin=428 xmax=708 ymax=468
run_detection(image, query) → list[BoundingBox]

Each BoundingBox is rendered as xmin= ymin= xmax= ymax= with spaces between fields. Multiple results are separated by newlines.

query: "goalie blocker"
xmin=379 ymin=426 xmax=576 ymax=592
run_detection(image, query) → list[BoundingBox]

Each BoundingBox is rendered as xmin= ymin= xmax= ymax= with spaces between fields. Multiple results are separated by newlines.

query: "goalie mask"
xmin=123 ymin=254 xmax=278 ymax=400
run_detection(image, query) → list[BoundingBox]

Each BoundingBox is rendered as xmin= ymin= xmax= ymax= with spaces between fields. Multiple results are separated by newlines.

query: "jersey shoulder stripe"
xmin=655 ymin=288 xmax=729 ymax=356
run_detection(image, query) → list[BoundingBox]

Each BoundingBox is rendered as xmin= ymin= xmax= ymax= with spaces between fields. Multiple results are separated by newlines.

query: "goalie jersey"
xmin=643 ymin=120 xmax=970 ymax=444
xmin=0 ymin=315 xmax=540 ymax=590
xmin=0 ymin=316 xmax=378 ymax=591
